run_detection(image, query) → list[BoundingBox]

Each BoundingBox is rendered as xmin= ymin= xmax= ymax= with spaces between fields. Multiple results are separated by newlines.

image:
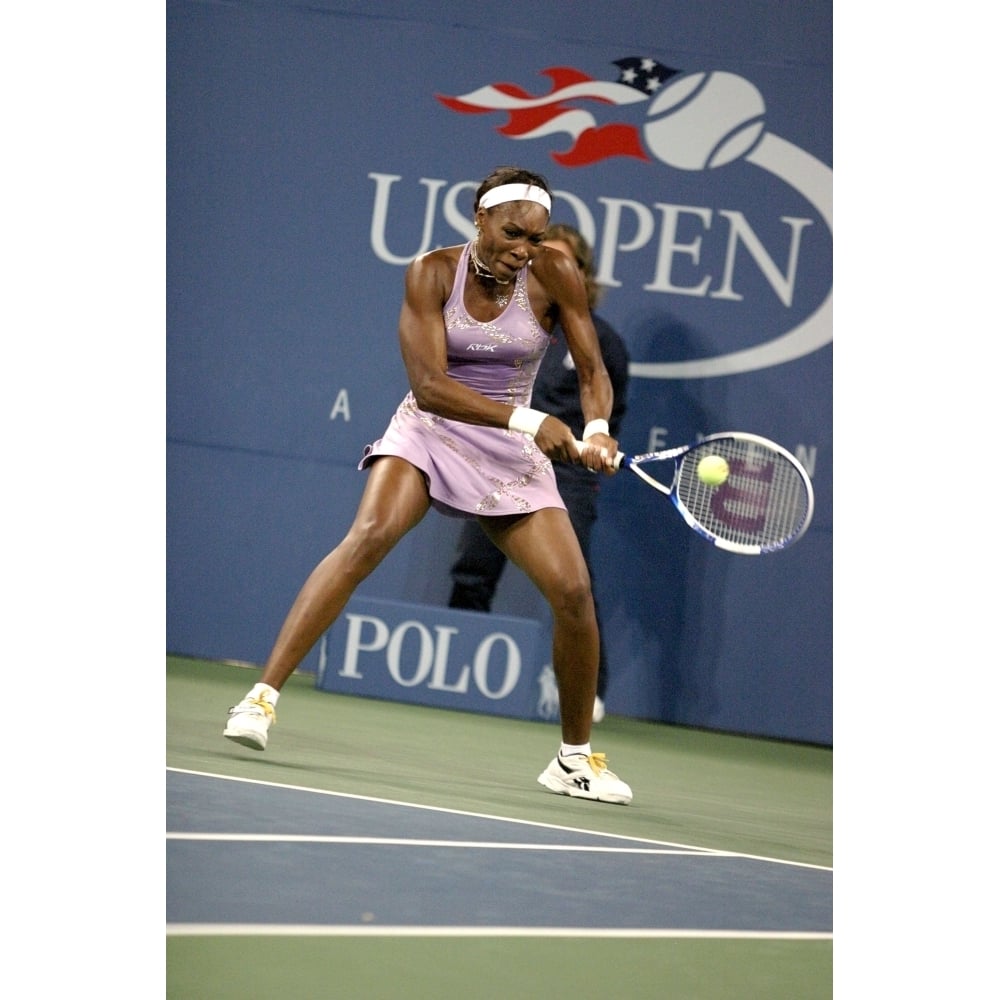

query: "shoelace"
xmin=231 ymin=694 xmax=276 ymax=723
xmin=562 ymin=752 xmax=611 ymax=774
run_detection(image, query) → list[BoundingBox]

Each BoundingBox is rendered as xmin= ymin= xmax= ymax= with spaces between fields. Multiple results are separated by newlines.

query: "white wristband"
xmin=582 ymin=418 xmax=610 ymax=440
xmin=508 ymin=406 xmax=548 ymax=437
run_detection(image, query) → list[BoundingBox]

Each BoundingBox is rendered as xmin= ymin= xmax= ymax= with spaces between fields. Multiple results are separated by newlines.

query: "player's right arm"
xmin=397 ymin=249 xmax=515 ymax=430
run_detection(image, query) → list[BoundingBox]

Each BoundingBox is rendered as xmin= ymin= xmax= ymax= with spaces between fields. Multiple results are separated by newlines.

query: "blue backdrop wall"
xmin=166 ymin=0 xmax=832 ymax=745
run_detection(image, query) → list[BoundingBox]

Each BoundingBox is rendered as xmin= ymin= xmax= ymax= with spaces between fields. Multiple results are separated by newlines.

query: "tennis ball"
xmin=697 ymin=454 xmax=729 ymax=486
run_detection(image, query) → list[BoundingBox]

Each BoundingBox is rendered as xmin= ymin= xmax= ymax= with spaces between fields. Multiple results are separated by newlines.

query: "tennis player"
xmin=223 ymin=166 xmax=633 ymax=805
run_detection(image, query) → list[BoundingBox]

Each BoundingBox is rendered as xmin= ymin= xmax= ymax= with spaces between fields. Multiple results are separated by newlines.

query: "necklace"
xmin=470 ymin=239 xmax=512 ymax=308
xmin=470 ymin=240 xmax=511 ymax=284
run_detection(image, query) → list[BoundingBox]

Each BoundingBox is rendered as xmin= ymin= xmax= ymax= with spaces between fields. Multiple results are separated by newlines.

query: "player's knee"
xmin=549 ymin=575 xmax=594 ymax=621
xmin=345 ymin=518 xmax=399 ymax=567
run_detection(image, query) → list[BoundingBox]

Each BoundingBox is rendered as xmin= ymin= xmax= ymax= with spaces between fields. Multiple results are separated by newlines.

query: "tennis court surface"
xmin=167 ymin=655 xmax=832 ymax=999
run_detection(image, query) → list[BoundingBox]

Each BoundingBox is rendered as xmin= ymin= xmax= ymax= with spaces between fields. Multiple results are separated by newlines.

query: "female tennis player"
xmin=223 ymin=165 xmax=633 ymax=805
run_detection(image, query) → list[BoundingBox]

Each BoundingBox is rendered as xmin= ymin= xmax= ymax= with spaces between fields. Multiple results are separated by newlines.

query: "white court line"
xmin=167 ymin=924 xmax=832 ymax=940
xmin=167 ymin=766 xmax=832 ymax=872
xmin=166 ymin=832 xmax=722 ymax=854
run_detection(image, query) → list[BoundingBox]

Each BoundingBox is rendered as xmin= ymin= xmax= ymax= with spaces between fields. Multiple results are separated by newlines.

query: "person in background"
xmin=223 ymin=166 xmax=633 ymax=805
xmin=448 ymin=223 xmax=629 ymax=724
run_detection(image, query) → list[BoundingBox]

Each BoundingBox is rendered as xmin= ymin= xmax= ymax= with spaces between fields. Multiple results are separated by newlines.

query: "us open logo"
xmin=432 ymin=56 xmax=832 ymax=380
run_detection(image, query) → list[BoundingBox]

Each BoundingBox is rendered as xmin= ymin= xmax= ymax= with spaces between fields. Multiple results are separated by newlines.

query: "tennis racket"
xmin=576 ymin=432 xmax=814 ymax=555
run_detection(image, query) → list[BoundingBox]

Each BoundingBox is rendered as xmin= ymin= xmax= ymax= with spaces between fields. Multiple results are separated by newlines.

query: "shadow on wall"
xmin=596 ymin=309 xmax=732 ymax=722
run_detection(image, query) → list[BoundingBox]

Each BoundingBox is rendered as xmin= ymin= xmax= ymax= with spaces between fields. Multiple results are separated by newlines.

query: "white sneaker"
xmin=223 ymin=694 xmax=276 ymax=750
xmin=593 ymin=696 xmax=605 ymax=723
xmin=537 ymin=752 xmax=632 ymax=805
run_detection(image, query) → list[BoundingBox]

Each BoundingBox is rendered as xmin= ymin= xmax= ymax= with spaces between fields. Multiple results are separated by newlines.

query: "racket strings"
xmin=676 ymin=440 xmax=811 ymax=551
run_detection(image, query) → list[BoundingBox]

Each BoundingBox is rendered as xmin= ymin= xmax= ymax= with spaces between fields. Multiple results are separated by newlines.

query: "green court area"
xmin=167 ymin=655 xmax=832 ymax=999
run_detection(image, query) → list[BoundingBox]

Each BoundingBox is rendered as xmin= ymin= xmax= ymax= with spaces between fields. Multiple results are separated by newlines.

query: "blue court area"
xmin=167 ymin=769 xmax=831 ymax=936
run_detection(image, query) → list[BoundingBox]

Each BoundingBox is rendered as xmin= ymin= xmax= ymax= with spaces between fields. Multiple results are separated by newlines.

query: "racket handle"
xmin=574 ymin=439 xmax=625 ymax=469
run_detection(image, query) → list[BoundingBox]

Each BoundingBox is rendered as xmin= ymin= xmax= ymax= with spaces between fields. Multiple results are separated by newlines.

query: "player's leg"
xmin=257 ymin=456 xmax=431 ymax=687
xmin=482 ymin=507 xmax=596 ymax=740
xmin=559 ymin=477 xmax=607 ymax=715
xmin=481 ymin=508 xmax=631 ymax=804
xmin=224 ymin=457 xmax=431 ymax=749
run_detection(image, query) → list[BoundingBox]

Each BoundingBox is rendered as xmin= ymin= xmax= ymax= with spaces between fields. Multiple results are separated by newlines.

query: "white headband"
xmin=478 ymin=183 xmax=552 ymax=213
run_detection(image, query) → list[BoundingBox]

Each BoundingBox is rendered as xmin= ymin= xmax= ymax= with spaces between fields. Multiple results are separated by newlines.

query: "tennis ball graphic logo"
xmin=643 ymin=71 xmax=766 ymax=170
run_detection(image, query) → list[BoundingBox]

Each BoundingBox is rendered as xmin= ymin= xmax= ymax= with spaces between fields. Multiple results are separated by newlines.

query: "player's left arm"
xmin=596 ymin=317 xmax=630 ymax=437
xmin=533 ymin=247 xmax=617 ymax=472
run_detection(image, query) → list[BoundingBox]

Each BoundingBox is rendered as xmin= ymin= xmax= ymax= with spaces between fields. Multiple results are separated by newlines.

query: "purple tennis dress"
xmin=359 ymin=242 xmax=567 ymax=518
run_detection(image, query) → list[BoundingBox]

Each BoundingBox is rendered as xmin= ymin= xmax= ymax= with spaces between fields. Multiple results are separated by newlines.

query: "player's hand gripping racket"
xmin=576 ymin=432 xmax=814 ymax=555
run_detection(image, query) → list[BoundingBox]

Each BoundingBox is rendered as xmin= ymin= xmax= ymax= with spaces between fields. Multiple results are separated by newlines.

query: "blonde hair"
xmin=544 ymin=222 xmax=603 ymax=309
